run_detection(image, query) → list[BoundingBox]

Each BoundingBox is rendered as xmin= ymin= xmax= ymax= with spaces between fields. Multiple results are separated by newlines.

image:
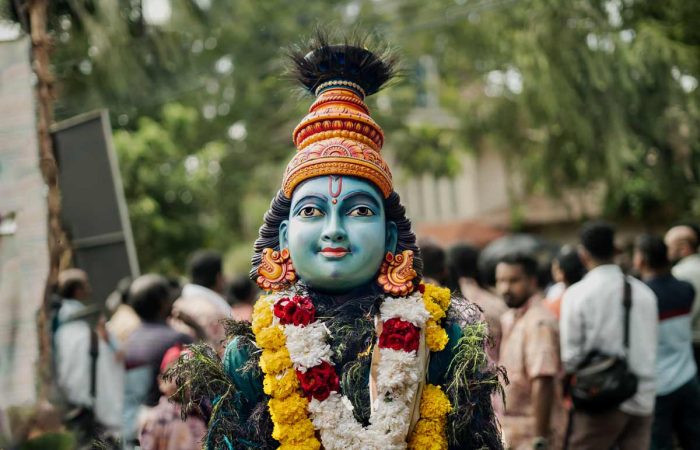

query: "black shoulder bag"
xmin=569 ymin=278 xmax=638 ymax=414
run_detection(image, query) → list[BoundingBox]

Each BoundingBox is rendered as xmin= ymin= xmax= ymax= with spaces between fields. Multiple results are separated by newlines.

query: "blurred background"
xmin=3 ymin=0 xmax=699 ymax=275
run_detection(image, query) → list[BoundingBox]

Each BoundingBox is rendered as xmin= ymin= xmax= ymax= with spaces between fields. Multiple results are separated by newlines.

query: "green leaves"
xmin=113 ymin=103 xmax=227 ymax=274
xmin=25 ymin=0 xmax=699 ymax=272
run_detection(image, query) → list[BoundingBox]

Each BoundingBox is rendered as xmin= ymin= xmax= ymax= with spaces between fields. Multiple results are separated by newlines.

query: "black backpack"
xmin=569 ymin=279 xmax=639 ymax=413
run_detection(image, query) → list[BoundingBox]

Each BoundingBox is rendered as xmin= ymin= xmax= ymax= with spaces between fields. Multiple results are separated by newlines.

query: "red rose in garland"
xmin=379 ymin=318 xmax=420 ymax=352
xmin=273 ymin=295 xmax=315 ymax=326
xmin=296 ymin=361 xmax=339 ymax=401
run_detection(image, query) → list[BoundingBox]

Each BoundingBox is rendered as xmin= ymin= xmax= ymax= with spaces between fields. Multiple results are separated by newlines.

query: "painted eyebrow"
xmin=292 ymin=194 xmax=328 ymax=213
xmin=341 ymin=191 xmax=381 ymax=208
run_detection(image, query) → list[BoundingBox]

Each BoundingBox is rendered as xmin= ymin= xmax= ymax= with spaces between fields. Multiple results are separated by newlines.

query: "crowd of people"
xmin=423 ymin=221 xmax=700 ymax=450
xmin=49 ymin=222 xmax=700 ymax=450
xmin=51 ymin=250 xmax=257 ymax=449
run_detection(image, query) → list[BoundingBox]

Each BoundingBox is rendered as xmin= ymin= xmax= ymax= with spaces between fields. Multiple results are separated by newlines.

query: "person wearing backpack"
xmin=53 ymin=269 xmax=124 ymax=448
xmin=560 ymin=222 xmax=658 ymax=450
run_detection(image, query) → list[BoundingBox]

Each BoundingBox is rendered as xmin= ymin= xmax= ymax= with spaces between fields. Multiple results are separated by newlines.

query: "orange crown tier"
xmin=282 ymin=85 xmax=393 ymax=198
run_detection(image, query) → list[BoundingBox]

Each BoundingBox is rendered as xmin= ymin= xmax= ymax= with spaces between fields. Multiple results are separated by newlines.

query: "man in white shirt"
xmin=665 ymin=224 xmax=700 ymax=366
xmin=172 ymin=250 xmax=231 ymax=354
xmin=561 ymin=222 xmax=658 ymax=450
xmin=54 ymin=269 xmax=123 ymax=447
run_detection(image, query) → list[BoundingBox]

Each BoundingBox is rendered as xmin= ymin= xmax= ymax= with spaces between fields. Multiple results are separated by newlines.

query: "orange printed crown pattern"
xmin=282 ymin=43 xmax=396 ymax=199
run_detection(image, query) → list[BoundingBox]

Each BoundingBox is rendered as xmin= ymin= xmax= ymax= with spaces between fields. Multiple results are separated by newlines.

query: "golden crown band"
xmin=282 ymin=157 xmax=392 ymax=199
xmin=314 ymin=80 xmax=366 ymax=98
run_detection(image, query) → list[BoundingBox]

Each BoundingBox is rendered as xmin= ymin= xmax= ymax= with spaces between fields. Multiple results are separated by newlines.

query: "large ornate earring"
xmin=377 ymin=250 xmax=417 ymax=296
xmin=257 ymin=248 xmax=297 ymax=291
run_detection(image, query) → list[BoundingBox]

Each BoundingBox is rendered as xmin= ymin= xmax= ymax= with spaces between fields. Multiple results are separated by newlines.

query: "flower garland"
xmin=421 ymin=283 xmax=451 ymax=352
xmin=407 ymin=284 xmax=452 ymax=448
xmin=408 ymin=384 xmax=452 ymax=449
xmin=252 ymin=284 xmax=453 ymax=450
xmin=252 ymin=294 xmax=321 ymax=450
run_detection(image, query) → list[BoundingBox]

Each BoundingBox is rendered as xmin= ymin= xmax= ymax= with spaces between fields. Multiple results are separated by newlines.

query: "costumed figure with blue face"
xmin=170 ymin=35 xmax=503 ymax=450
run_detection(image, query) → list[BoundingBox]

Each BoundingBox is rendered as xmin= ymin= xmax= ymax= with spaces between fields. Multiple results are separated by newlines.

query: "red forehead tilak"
xmin=329 ymin=176 xmax=343 ymax=204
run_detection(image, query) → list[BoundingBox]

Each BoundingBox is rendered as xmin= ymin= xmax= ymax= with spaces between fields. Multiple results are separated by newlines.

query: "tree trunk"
xmin=27 ymin=0 xmax=69 ymax=402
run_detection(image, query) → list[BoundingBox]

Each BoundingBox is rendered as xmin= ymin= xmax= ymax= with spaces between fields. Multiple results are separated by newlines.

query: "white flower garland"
xmin=271 ymin=290 xmax=430 ymax=450
xmin=284 ymin=322 xmax=333 ymax=372
xmin=380 ymin=293 xmax=430 ymax=325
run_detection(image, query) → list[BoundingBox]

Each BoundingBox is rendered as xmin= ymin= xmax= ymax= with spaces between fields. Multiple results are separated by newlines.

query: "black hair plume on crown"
xmin=288 ymin=30 xmax=399 ymax=97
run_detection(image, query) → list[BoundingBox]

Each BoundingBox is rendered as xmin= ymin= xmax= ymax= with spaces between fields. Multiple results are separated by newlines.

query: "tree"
xmin=113 ymin=103 xmax=228 ymax=274
xmin=380 ymin=0 xmax=700 ymax=221
xmin=5 ymin=0 xmax=699 ymax=273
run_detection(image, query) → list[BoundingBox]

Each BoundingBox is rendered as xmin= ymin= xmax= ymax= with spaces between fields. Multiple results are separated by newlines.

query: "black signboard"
xmin=52 ymin=110 xmax=139 ymax=304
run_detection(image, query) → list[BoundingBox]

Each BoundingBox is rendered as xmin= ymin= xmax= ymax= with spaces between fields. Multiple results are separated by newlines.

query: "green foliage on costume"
xmin=444 ymin=317 xmax=504 ymax=449
xmin=165 ymin=343 xmax=249 ymax=450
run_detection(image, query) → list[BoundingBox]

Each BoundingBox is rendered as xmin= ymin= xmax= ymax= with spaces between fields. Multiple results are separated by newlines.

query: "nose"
xmin=321 ymin=210 xmax=347 ymax=243
xmin=496 ymin=281 xmax=509 ymax=297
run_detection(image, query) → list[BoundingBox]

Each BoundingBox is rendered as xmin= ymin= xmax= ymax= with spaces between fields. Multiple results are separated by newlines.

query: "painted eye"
xmin=298 ymin=206 xmax=324 ymax=217
xmin=348 ymin=206 xmax=375 ymax=217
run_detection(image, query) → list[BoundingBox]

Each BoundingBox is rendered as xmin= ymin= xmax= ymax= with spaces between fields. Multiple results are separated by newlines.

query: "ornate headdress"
xmin=283 ymin=38 xmax=398 ymax=198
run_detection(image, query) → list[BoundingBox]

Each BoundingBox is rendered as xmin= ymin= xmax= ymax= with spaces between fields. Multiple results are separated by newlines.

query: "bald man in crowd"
xmin=666 ymin=225 xmax=700 ymax=366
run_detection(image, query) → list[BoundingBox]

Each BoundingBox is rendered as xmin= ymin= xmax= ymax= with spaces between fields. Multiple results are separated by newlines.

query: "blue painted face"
xmin=280 ymin=176 xmax=398 ymax=294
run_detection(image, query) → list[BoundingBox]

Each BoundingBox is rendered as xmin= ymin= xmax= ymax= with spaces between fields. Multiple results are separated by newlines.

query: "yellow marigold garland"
xmin=252 ymin=297 xmax=274 ymax=335
xmin=262 ymin=368 xmax=299 ymax=398
xmin=253 ymin=295 xmax=322 ymax=450
xmin=272 ymin=418 xmax=317 ymax=444
xmin=408 ymin=384 xmax=452 ymax=449
xmin=256 ymin=325 xmax=286 ymax=350
xmin=419 ymin=384 xmax=453 ymax=419
xmin=425 ymin=321 xmax=450 ymax=353
xmin=423 ymin=298 xmax=446 ymax=321
xmin=422 ymin=284 xmax=451 ymax=352
xmin=423 ymin=284 xmax=451 ymax=311
xmin=259 ymin=346 xmax=292 ymax=374
xmin=251 ymin=288 xmax=453 ymax=449
xmin=268 ymin=392 xmax=309 ymax=424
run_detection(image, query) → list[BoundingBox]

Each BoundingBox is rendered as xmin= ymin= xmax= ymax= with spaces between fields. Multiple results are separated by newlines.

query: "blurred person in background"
xmin=665 ymin=224 xmax=700 ymax=366
xmin=226 ymin=273 xmax=258 ymax=322
xmin=105 ymin=277 xmax=141 ymax=346
xmin=634 ymin=234 xmax=700 ymax=450
xmin=544 ymin=246 xmax=586 ymax=320
xmin=561 ymin=222 xmax=657 ymax=450
xmin=123 ymin=274 xmax=193 ymax=448
xmin=172 ymin=250 xmax=230 ymax=354
xmin=448 ymin=242 xmax=507 ymax=362
xmin=419 ymin=241 xmax=448 ymax=286
xmin=138 ymin=345 xmax=206 ymax=450
xmin=54 ymin=269 xmax=123 ymax=448
xmin=496 ymin=254 xmax=563 ymax=450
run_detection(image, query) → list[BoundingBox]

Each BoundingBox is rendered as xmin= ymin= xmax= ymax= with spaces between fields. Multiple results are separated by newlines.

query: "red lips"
xmin=320 ymin=247 xmax=350 ymax=257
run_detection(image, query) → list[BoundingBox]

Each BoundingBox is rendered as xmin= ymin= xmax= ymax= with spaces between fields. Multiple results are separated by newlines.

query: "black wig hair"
xmin=287 ymin=30 xmax=399 ymax=97
xmin=250 ymin=190 xmax=423 ymax=285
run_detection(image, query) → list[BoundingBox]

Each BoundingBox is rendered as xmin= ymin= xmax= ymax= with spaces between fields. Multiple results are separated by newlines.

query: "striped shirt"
xmin=644 ymin=274 xmax=697 ymax=396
